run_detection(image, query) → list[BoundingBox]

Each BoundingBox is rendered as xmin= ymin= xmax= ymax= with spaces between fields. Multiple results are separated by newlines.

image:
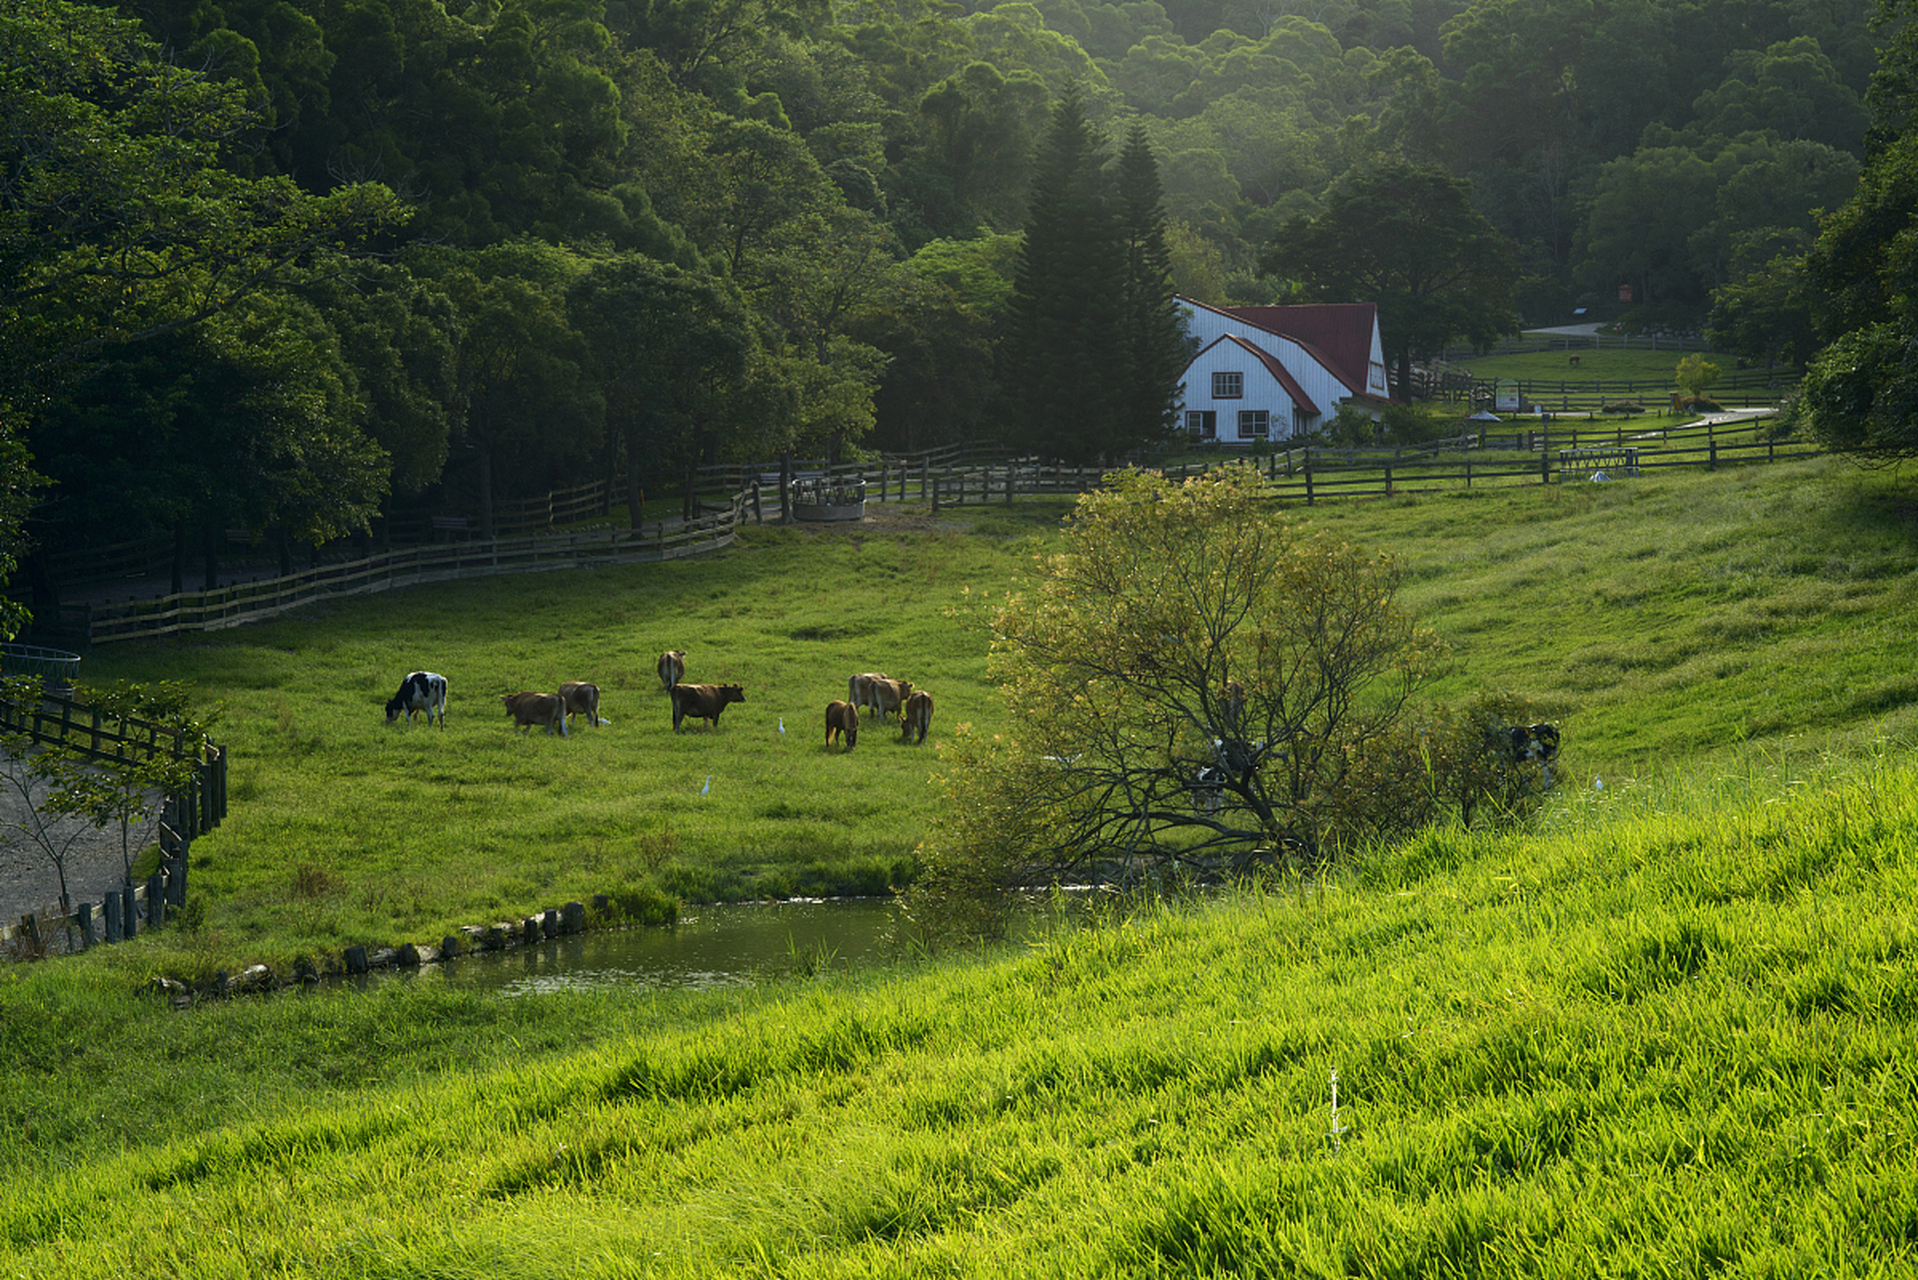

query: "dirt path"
xmin=0 ymin=758 xmax=157 ymax=936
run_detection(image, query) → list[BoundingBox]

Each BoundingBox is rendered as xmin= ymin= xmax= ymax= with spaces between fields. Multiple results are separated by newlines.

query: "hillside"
xmin=22 ymin=454 xmax=1916 ymax=978
xmin=3 ymin=745 xmax=1914 ymax=1275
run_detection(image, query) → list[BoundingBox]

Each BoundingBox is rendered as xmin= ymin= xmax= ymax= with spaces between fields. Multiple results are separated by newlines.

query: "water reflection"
xmin=379 ymin=898 xmax=905 ymax=996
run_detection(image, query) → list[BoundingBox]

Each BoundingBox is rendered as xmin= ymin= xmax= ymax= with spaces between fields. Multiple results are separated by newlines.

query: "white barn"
xmin=1176 ymin=298 xmax=1393 ymax=443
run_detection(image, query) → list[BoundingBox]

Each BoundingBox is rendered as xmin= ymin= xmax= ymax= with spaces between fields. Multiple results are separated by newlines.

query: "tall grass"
xmin=3 ymin=744 xmax=1914 ymax=1276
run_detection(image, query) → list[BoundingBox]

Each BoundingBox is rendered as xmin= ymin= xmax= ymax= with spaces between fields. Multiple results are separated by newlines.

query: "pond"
xmin=362 ymin=898 xmax=911 ymax=996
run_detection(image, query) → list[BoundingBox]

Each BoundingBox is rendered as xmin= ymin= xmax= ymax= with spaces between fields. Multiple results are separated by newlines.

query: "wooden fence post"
xmin=1304 ymin=453 xmax=1315 ymax=505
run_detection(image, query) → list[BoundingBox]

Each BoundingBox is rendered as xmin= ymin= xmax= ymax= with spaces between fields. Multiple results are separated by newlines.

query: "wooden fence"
xmin=45 ymin=494 xmax=753 ymax=647
xmin=0 ymin=688 xmax=227 ymax=952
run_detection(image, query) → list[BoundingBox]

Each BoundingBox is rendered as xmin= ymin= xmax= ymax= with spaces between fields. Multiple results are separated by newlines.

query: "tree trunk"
xmin=623 ymin=426 xmax=646 ymax=530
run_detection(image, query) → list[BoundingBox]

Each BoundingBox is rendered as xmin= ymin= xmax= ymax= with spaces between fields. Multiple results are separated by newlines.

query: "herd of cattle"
xmin=381 ymin=653 xmax=934 ymax=750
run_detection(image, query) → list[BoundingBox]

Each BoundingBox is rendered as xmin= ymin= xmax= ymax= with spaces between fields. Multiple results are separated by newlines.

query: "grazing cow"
xmin=1569 ymin=353 xmax=1581 ymax=368
xmin=502 ymin=691 xmax=568 ymax=737
xmin=558 ymin=681 xmax=608 ymax=728
xmin=385 ymin=671 xmax=448 ymax=727
xmin=900 ymin=689 xmax=933 ymax=744
xmin=825 ymin=700 xmax=859 ymax=751
xmin=1509 ymin=723 xmax=1561 ymax=765
xmin=868 ymin=677 xmax=912 ymax=722
xmin=657 ymin=650 xmax=686 ymax=690
xmin=849 ymin=672 xmax=887 ymax=716
xmin=670 ymin=682 xmax=746 ymax=731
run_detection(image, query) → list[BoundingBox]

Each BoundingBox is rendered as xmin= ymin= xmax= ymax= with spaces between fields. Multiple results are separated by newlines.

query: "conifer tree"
xmin=1114 ymin=122 xmax=1195 ymax=453
xmin=999 ymin=88 xmax=1127 ymax=463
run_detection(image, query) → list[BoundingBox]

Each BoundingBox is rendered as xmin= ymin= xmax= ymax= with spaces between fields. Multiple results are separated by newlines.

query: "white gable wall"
xmin=1181 ymin=341 xmax=1308 ymax=443
xmin=1175 ymin=301 xmax=1379 ymax=442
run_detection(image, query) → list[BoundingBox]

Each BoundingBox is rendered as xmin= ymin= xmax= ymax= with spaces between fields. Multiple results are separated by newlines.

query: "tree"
xmin=1001 ymin=88 xmax=1189 ymax=462
xmin=1001 ymin=87 xmax=1123 ymax=462
xmin=0 ymin=0 xmax=404 ymax=626
xmin=1114 ymin=123 xmax=1199 ymax=451
xmin=1675 ymin=354 xmax=1723 ymax=400
xmin=569 ymin=254 xmax=762 ymax=523
xmin=1260 ymin=157 xmax=1519 ymax=401
xmin=918 ymin=465 xmax=1445 ymax=901
xmin=1795 ymin=0 xmax=1918 ymax=462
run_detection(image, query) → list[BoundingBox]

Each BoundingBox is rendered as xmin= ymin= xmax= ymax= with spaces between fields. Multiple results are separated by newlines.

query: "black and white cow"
xmin=1509 ymin=723 xmax=1560 ymax=765
xmin=385 ymin=671 xmax=448 ymax=727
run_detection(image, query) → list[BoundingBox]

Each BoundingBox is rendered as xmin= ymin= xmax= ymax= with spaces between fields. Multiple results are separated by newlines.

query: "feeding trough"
xmin=0 ymin=642 xmax=81 ymax=695
xmin=789 ymin=476 xmax=866 ymax=522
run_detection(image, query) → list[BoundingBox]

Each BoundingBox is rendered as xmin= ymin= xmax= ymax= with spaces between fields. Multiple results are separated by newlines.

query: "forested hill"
xmin=0 ymin=0 xmax=1888 ymax=603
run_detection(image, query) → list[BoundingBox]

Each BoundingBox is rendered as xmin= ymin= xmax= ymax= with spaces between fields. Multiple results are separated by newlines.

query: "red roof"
xmin=1220 ymin=303 xmax=1379 ymax=398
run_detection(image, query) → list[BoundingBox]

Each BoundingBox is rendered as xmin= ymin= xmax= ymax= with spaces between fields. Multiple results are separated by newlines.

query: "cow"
xmin=670 ymin=682 xmax=745 ymax=731
xmin=558 ymin=680 xmax=608 ymax=728
xmin=825 ymin=700 xmax=859 ymax=751
xmin=657 ymin=650 xmax=686 ymax=690
xmin=849 ymin=672 xmax=887 ymax=715
xmin=385 ymin=671 xmax=448 ymax=727
xmin=502 ymin=690 xmax=568 ymax=737
xmin=1509 ymin=723 xmax=1560 ymax=765
xmin=900 ymin=689 xmax=933 ymax=744
xmin=867 ymin=677 xmax=912 ymax=722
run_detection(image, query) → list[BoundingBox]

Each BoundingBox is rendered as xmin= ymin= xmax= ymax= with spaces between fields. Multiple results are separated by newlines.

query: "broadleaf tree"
xmin=915 ymin=465 xmax=1447 ymax=911
xmin=1795 ymin=0 xmax=1918 ymax=463
xmin=1260 ymin=156 xmax=1520 ymax=401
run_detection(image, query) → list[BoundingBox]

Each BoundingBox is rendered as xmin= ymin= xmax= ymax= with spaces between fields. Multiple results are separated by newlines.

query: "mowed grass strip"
xmin=3 ymin=747 xmax=1915 ymax=1276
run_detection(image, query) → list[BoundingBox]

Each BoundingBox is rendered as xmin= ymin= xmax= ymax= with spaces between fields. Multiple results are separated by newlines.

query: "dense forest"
xmin=0 ymin=0 xmax=1899 ymax=610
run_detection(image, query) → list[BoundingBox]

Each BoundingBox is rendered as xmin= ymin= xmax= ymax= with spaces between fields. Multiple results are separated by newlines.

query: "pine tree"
xmin=1114 ymin=122 xmax=1195 ymax=454
xmin=999 ymin=88 xmax=1126 ymax=463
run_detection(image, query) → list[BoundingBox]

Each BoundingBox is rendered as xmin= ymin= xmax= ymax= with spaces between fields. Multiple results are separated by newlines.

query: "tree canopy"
xmin=1260 ymin=157 xmax=1519 ymax=400
xmin=1793 ymin=0 xmax=1918 ymax=463
xmin=1 ymin=0 xmax=1900 ymax=622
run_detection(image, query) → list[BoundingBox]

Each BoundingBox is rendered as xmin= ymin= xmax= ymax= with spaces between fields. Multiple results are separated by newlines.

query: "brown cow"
xmin=657 ymin=650 xmax=687 ymax=690
xmin=868 ymin=677 xmax=912 ymax=722
xmin=670 ymin=682 xmax=745 ymax=731
xmin=900 ymin=689 xmax=933 ymax=744
xmin=558 ymin=680 xmax=607 ymax=728
xmin=849 ymin=672 xmax=887 ymax=715
xmin=825 ymin=699 xmax=859 ymax=751
xmin=502 ymin=691 xmax=569 ymax=737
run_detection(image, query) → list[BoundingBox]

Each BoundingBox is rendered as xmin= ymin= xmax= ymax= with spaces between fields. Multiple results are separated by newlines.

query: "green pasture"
xmin=4 ymin=743 xmax=1916 ymax=1276
xmin=1456 ymin=340 xmax=1754 ymax=388
xmin=48 ymin=454 xmax=1918 ymax=979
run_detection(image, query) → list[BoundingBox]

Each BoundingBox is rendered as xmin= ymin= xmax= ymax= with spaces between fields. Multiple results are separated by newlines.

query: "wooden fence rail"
xmin=0 ymin=689 xmax=227 ymax=952
xmin=47 ymin=497 xmax=751 ymax=647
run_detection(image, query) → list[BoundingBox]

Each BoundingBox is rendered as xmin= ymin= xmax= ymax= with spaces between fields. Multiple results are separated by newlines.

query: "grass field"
xmin=4 ymin=453 xmax=1917 ymax=1275
xmin=42 ymin=455 xmax=1918 ymax=979
xmin=2 ymin=745 xmax=1914 ymax=1276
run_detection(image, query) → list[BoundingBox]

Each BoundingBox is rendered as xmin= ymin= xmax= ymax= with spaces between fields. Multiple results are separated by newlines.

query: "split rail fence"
xmin=35 ymin=424 xmax=1817 ymax=646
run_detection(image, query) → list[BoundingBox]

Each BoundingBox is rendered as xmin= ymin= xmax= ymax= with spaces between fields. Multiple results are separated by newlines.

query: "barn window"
xmin=1238 ymin=409 xmax=1269 ymax=438
xmin=1186 ymin=410 xmax=1217 ymax=440
xmin=1212 ymin=371 xmax=1243 ymax=398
